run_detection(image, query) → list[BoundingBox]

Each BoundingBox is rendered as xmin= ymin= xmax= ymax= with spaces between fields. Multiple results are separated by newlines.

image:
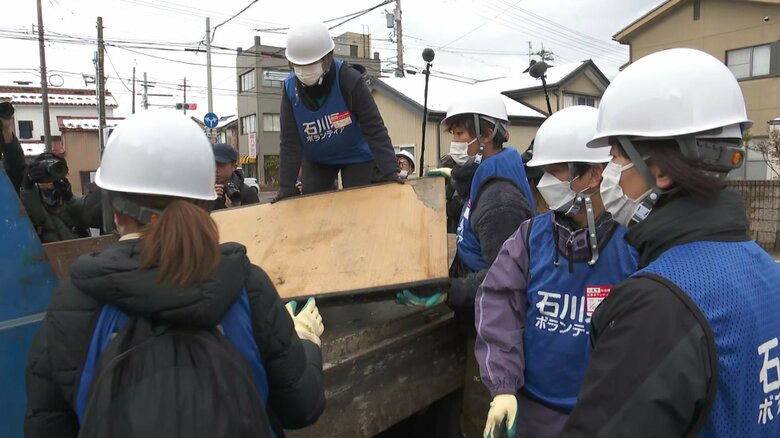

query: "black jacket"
xmin=449 ymin=167 xmax=534 ymax=337
xmin=213 ymin=171 xmax=260 ymax=210
xmin=25 ymin=241 xmax=325 ymax=437
xmin=278 ymin=61 xmax=398 ymax=197
xmin=562 ymin=190 xmax=751 ymax=437
xmin=1 ymin=131 xmax=25 ymax=194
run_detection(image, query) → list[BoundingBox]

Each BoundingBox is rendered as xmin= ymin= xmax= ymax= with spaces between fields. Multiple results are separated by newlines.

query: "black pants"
xmin=301 ymin=159 xmax=375 ymax=195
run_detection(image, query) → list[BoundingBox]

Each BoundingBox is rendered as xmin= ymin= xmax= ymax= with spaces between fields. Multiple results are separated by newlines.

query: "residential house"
xmin=236 ymin=34 xmax=381 ymax=184
xmin=612 ymin=0 xmax=780 ymax=179
xmin=0 ymin=86 xmax=117 ymax=154
xmin=57 ymin=116 xmax=124 ymax=195
xmin=371 ymin=60 xmax=610 ymax=174
xmin=481 ymin=60 xmax=611 ymax=115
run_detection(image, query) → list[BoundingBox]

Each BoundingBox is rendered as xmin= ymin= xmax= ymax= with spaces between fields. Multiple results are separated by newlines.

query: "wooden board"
xmin=212 ymin=178 xmax=449 ymax=299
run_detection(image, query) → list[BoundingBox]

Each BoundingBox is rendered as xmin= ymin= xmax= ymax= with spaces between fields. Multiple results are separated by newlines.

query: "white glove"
xmin=483 ymin=394 xmax=518 ymax=438
xmin=285 ymin=297 xmax=325 ymax=347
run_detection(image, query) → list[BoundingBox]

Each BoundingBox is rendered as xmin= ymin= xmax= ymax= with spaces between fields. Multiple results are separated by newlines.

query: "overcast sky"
xmin=2 ymin=0 xmax=663 ymax=122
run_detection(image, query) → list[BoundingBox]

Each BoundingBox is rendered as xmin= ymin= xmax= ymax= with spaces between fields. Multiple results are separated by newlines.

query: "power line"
xmin=438 ymin=0 xmax=524 ymax=50
xmin=329 ymin=0 xmax=394 ymax=30
xmin=479 ymin=0 xmax=627 ymax=63
xmin=104 ymin=48 xmax=133 ymax=93
xmin=210 ymin=0 xmax=259 ymax=42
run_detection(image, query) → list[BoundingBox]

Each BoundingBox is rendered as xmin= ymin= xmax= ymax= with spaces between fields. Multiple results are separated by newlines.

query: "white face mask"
xmin=600 ymin=161 xmax=652 ymax=226
xmin=537 ymin=171 xmax=581 ymax=214
xmin=450 ymin=139 xmax=476 ymax=166
xmin=399 ymin=170 xmax=409 ymax=180
xmin=294 ymin=62 xmax=324 ymax=86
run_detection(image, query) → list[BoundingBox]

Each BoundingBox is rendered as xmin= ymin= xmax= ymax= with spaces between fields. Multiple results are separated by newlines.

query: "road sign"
xmin=204 ymin=112 xmax=218 ymax=128
xmin=248 ymin=133 xmax=257 ymax=159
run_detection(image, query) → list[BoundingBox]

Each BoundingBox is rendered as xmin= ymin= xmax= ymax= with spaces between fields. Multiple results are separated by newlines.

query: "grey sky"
xmin=2 ymin=0 xmax=663 ymax=121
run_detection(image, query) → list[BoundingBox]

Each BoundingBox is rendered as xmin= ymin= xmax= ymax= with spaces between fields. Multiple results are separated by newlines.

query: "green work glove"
xmin=395 ymin=289 xmax=447 ymax=308
xmin=285 ymin=297 xmax=325 ymax=347
xmin=426 ymin=167 xmax=452 ymax=179
xmin=484 ymin=394 xmax=518 ymax=438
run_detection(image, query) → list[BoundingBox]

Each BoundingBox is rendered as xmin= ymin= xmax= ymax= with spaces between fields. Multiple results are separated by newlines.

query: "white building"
xmin=0 ymin=85 xmax=117 ymax=153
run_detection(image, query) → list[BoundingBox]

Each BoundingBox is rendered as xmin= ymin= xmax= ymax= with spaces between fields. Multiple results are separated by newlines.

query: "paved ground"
xmin=258 ymin=191 xmax=275 ymax=204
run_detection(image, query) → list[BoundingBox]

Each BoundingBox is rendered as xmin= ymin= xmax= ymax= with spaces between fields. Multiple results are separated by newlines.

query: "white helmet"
xmin=443 ymin=92 xmax=508 ymax=125
xmin=589 ymin=48 xmax=752 ymax=148
xmin=396 ymin=150 xmax=416 ymax=171
xmin=528 ymin=106 xmax=609 ymax=167
xmin=95 ymin=111 xmax=216 ymax=200
xmin=285 ymin=21 xmax=335 ymax=65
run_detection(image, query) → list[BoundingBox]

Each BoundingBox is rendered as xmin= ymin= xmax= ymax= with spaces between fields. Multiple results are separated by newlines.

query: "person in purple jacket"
xmin=474 ymin=106 xmax=639 ymax=438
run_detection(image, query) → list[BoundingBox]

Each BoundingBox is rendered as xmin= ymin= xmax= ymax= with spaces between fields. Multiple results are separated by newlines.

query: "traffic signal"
xmin=175 ymin=103 xmax=197 ymax=110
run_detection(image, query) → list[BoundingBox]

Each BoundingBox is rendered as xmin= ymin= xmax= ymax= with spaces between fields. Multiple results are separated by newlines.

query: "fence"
xmin=727 ymin=180 xmax=780 ymax=253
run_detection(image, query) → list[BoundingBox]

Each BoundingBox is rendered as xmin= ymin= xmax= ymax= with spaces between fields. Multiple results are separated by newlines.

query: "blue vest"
xmin=456 ymin=148 xmax=536 ymax=271
xmin=75 ymin=291 xmax=271 ymax=430
xmin=524 ymin=212 xmax=638 ymax=410
xmin=638 ymin=241 xmax=780 ymax=437
xmin=284 ymin=59 xmax=373 ymax=165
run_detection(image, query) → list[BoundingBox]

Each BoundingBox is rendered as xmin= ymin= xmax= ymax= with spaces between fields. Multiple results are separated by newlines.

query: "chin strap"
xmin=618 ymin=136 xmax=663 ymax=224
xmin=583 ymin=194 xmax=599 ymax=266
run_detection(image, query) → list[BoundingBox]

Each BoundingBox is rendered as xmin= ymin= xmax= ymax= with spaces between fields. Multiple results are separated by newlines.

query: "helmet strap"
xmin=618 ymin=136 xmax=663 ymax=224
xmin=474 ymin=114 xmax=502 ymax=165
xmin=110 ymin=193 xmax=163 ymax=225
xmin=583 ymin=193 xmax=600 ymax=265
xmin=474 ymin=113 xmax=485 ymax=164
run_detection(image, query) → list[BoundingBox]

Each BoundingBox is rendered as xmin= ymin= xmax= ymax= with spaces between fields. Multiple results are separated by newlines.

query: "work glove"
xmin=425 ymin=167 xmax=452 ymax=179
xmin=395 ymin=289 xmax=447 ymax=308
xmin=54 ymin=178 xmax=73 ymax=201
xmin=22 ymin=162 xmax=47 ymax=189
xmin=483 ymin=394 xmax=518 ymax=438
xmin=285 ymin=297 xmax=325 ymax=347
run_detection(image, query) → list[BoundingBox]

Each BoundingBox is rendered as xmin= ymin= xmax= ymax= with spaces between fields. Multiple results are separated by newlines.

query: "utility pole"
xmin=182 ymin=77 xmax=187 ymax=115
xmin=394 ymin=0 xmax=404 ymax=77
xmin=206 ymin=17 xmax=213 ymax=113
xmin=96 ymin=17 xmax=106 ymax=156
xmin=143 ymin=72 xmax=148 ymax=110
xmin=36 ymin=0 xmax=52 ymax=152
xmin=131 ymin=66 xmax=136 ymax=114
xmin=96 ymin=16 xmax=114 ymax=234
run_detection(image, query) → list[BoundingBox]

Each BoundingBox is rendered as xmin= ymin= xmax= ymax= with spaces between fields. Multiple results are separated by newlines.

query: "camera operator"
xmin=0 ymin=102 xmax=25 ymax=194
xmin=213 ymin=143 xmax=259 ymax=210
xmin=20 ymin=153 xmax=89 ymax=243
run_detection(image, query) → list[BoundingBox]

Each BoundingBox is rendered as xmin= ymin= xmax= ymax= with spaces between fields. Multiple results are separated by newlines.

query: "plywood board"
xmin=212 ymin=178 xmax=448 ymax=299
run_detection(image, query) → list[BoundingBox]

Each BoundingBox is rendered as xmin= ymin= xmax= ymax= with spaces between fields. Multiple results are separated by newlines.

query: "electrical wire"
xmin=210 ymin=0 xmax=259 ymax=42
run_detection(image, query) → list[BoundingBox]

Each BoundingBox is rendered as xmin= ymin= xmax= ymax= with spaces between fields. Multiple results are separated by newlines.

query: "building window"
xmin=261 ymin=69 xmax=288 ymax=88
xmin=263 ymin=113 xmax=281 ymax=132
xmin=240 ymin=70 xmax=255 ymax=92
xmin=18 ymin=120 xmax=33 ymax=139
xmin=350 ymin=45 xmax=358 ymax=57
xmin=240 ymin=114 xmax=256 ymax=134
xmin=726 ymin=44 xmax=771 ymax=79
xmin=563 ymin=94 xmax=599 ymax=108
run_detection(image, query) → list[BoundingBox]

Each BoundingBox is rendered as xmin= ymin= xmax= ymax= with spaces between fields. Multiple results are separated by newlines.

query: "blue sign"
xmin=204 ymin=112 xmax=219 ymax=129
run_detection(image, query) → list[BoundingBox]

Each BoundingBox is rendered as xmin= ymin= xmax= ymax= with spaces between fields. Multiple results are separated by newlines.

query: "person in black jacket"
xmin=0 ymin=101 xmax=25 ymax=194
xmin=562 ymin=48 xmax=780 ymax=437
xmin=212 ymin=142 xmax=260 ymax=210
xmin=273 ymin=21 xmax=398 ymax=202
xmin=25 ymin=111 xmax=325 ymax=438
